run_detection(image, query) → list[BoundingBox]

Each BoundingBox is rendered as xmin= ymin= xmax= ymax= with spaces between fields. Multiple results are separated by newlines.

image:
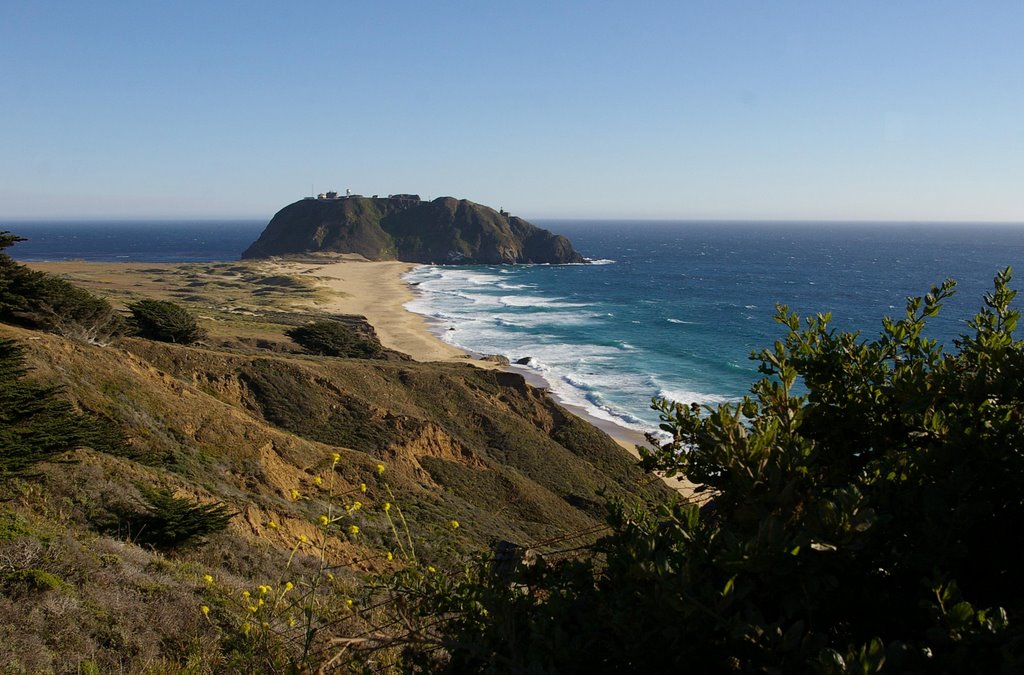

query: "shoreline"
xmin=497 ymin=363 xmax=697 ymax=496
xmin=277 ymin=260 xmax=699 ymax=493
xmin=26 ymin=257 xmax=696 ymax=494
xmin=247 ymin=259 xmax=677 ymax=460
xmin=393 ymin=265 xmax=698 ymax=496
xmin=269 ymin=259 xmax=484 ymax=365
xmin=289 ymin=258 xmax=667 ymax=454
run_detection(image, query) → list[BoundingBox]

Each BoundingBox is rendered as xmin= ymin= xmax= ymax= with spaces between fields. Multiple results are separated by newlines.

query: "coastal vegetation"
xmin=128 ymin=299 xmax=206 ymax=344
xmin=2 ymin=229 xmax=1022 ymax=672
xmin=286 ymin=319 xmax=386 ymax=360
xmin=1 ymin=233 xmax=122 ymax=344
xmin=0 ymin=231 xmax=659 ymax=671
xmin=0 ymin=338 xmax=124 ymax=477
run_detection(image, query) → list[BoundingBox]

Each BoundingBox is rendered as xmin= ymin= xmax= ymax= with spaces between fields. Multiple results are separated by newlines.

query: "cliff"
xmin=241 ymin=195 xmax=586 ymax=264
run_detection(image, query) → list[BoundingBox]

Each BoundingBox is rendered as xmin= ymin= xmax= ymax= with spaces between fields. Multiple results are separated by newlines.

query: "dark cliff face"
xmin=241 ymin=196 xmax=586 ymax=264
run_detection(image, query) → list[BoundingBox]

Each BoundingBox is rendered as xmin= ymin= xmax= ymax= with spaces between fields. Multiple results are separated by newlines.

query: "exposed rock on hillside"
xmin=242 ymin=195 xmax=586 ymax=264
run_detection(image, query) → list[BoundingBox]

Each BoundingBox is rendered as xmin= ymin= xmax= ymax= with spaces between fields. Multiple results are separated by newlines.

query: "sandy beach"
xmin=271 ymin=259 xmax=481 ymax=364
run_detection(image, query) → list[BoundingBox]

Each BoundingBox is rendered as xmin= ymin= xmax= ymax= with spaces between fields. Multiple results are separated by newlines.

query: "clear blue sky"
xmin=2 ymin=1 xmax=1022 ymax=221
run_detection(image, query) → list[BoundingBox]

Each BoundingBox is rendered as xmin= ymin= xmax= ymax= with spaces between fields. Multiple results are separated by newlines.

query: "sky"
xmin=2 ymin=1 xmax=1022 ymax=222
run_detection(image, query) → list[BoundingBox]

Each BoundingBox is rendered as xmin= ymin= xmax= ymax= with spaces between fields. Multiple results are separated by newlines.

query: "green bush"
xmin=286 ymin=320 xmax=384 ymax=359
xmin=0 ymin=510 xmax=33 ymax=542
xmin=128 ymin=299 xmax=206 ymax=344
xmin=2 ymin=568 xmax=66 ymax=593
xmin=393 ymin=269 xmax=1024 ymax=673
xmin=129 ymin=485 xmax=234 ymax=550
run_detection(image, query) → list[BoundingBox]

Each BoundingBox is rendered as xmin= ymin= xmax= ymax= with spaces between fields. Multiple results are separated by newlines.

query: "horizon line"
xmin=3 ymin=214 xmax=1024 ymax=226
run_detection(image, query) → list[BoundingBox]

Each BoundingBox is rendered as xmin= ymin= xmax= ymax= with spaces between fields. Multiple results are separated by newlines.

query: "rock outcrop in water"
xmin=241 ymin=195 xmax=586 ymax=264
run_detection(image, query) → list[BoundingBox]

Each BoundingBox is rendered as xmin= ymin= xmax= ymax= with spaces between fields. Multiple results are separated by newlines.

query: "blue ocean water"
xmin=405 ymin=221 xmax=1024 ymax=436
xmin=4 ymin=220 xmax=264 ymax=262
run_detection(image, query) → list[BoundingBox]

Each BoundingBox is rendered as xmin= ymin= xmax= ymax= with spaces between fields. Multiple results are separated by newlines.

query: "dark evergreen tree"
xmin=286 ymin=320 xmax=383 ymax=359
xmin=128 ymin=299 xmax=205 ymax=344
xmin=130 ymin=485 xmax=234 ymax=550
xmin=0 ymin=338 xmax=124 ymax=476
xmin=1 ymin=231 xmax=122 ymax=343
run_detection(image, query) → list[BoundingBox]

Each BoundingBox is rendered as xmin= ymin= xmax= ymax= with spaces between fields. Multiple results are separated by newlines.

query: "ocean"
xmin=405 ymin=221 xmax=1024 ymax=437
xmin=7 ymin=219 xmax=1024 ymax=439
xmin=4 ymin=220 xmax=264 ymax=263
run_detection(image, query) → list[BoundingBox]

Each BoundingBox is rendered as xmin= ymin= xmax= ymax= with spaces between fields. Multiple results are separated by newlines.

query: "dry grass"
xmin=1 ymin=261 xmax=668 ymax=671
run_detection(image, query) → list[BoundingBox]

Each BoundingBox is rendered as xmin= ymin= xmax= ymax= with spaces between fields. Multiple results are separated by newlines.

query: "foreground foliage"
xmin=393 ymin=270 xmax=1024 ymax=673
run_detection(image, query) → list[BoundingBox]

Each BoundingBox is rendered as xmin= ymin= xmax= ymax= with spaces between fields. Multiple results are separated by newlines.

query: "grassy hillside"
xmin=0 ymin=255 xmax=666 ymax=671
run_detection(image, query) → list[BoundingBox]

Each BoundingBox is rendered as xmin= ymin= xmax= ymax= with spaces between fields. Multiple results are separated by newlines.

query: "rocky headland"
xmin=241 ymin=194 xmax=586 ymax=264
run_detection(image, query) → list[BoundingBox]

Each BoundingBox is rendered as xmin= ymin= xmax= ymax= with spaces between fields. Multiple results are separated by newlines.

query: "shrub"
xmin=130 ymin=485 xmax=234 ymax=550
xmin=286 ymin=320 xmax=384 ymax=359
xmin=128 ymin=299 xmax=206 ymax=344
xmin=2 ymin=568 xmax=66 ymax=593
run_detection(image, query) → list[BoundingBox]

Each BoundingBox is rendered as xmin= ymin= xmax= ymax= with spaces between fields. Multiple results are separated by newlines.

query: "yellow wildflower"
xmin=450 ymin=520 xmax=460 ymax=529
xmin=351 ymin=501 xmax=362 ymax=511
xmin=258 ymin=585 xmax=271 ymax=594
xmin=268 ymin=520 xmax=278 ymax=529
xmin=242 ymin=590 xmax=250 ymax=599
xmin=326 ymin=572 xmax=334 ymax=580
xmin=386 ymin=551 xmax=394 ymax=561
xmin=313 ymin=475 xmax=323 ymax=486
xmin=284 ymin=581 xmax=294 ymax=592
xmin=298 ymin=534 xmax=308 ymax=544
xmin=319 ymin=515 xmax=330 ymax=526
xmin=376 ymin=463 xmax=385 ymax=475
xmin=332 ymin=452 xmax=341 ymax=463
xmin=382 ymin=502 xmax=391 ymax=512
xmin=348 ymin=524 xmax=360 ymax=535
xmin=242 ymin=622 xmax=252 ymax=635
xmin=248 ymin=605 xmax=258 ymax=613
xmin=288 ymin=617 xmax=296 ymax=628
xmin=345 ymin=598 xmax=353 ymax=607
xmin=359 ymin=482 xmax=367 ymax=493
xmin=202 ymin=574 xmax=214 ymax=585
xmin=200 ymin=605 xmax=210 ymax=615
xmin=290 ymin=489 xmax=301 ymax=501
xmin=427 ymin=566 xmax=436 ymax=573
xmin=258 ymin=598 xmax=265 ymax=607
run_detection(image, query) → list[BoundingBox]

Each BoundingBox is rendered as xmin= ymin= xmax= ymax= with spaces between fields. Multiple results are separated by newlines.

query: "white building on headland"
xmin=308 ymin=189 xmax=419 ymax=201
